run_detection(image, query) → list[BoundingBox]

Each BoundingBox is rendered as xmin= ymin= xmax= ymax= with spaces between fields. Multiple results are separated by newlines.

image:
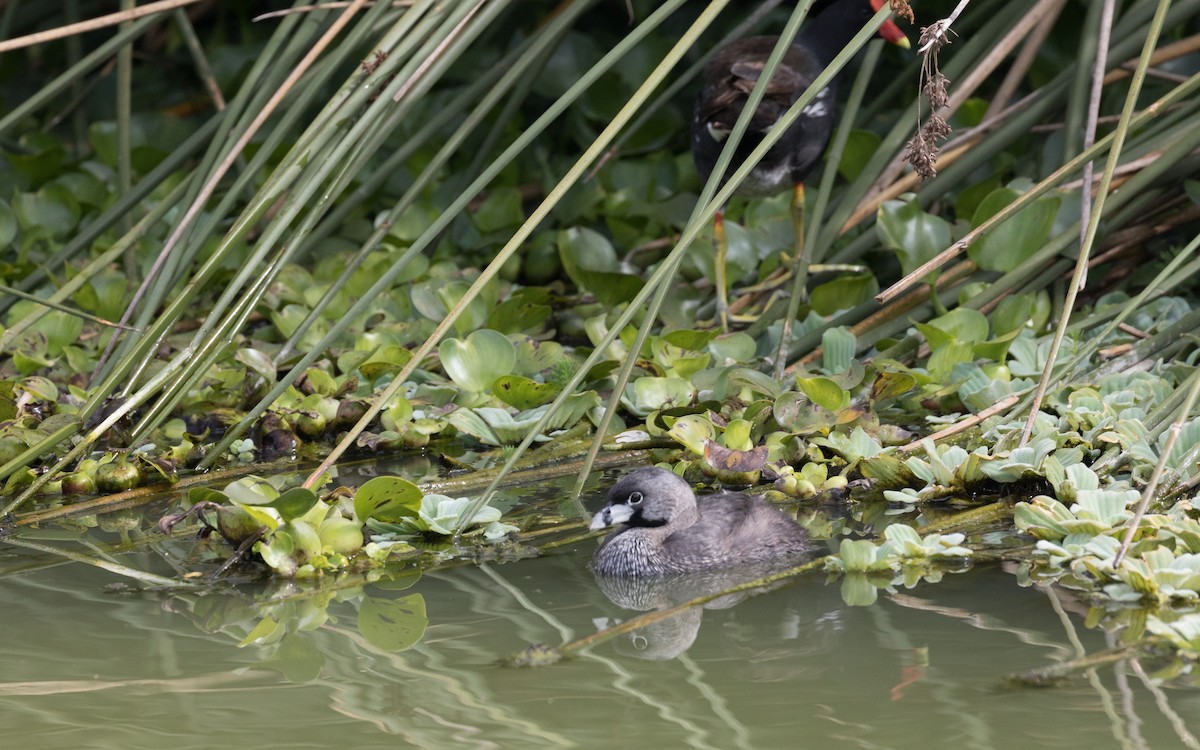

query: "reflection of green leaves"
xmin=358 ymin=594 xmax=428 ymax=652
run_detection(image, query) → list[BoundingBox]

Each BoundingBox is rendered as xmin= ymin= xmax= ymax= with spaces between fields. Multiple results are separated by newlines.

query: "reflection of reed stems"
xmin=1007 ymin=645 xmax=1138 ymax=687
xmin=1131 ymin=658 xmax=1200 ymax=749
xmin=1 ymin=535 xmax=191 ymax=588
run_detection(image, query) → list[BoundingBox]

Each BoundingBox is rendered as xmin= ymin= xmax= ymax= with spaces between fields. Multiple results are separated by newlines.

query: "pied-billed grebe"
xmin=590 ymin=467 xmax=812 ymax=577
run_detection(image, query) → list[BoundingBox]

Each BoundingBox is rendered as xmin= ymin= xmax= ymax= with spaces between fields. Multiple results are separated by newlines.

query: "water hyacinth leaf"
xmin=720 ymin=368 xmax=782 ymax=401
xmin=319 ymin=516 xmax=365 ymax=555
xmin=263 ymin=487 xmax=321 ymax=522
xmin=358 ymin=594 xmax=428 ymax=652
xmin=235 ymin=348 xmax=277 ymax=386
xmin=972 ymin=329 xmax=1021 ymax=363
xmin=837 ymin=129 xmax=881 ymax=182
xmin=969 ymin=187 xmax=1061 ymax=272
xmin=512 ymin=338 xmax=565 ymax=376
xmin=794 ymin=376 xmax=850 ymax=412
xmin=708 ymin=333 xmax=756 ymax=363
xmin=13 ymin=188 xmax=79 ymax=238
xmin=492 ymin=375 xmax=561 ymax=409
xmin=822 ymin=327 xmax=856 ymax=374
xmin=438 ymin=281 xmax=492 ymax=335
xmin=0 ymin=200 xmax=15 ymax=247
xmin=557 ymin=226 xmax=645 ymax=306
xmin=439 ymin=329 xmax=517 ymax=393
xmin=487 ymin=295 xmax=552 ymax=334
xmin=838 ymin=539 xmax=883 ymax=572
xmin=667 ymin=413 xmax=715 ymax=455
xmin=870 ymin=371 xmax=916 ymax=403
xmin=991 ymin=294 xmax=1035 ymax=336
xmin=774 ymin=391 xmax=834 ymax=434
xmin=355 ymin=476 xmax=422 ymax=524
xmin=926 ymin=340 xmax=975 ymax=382
xmin=358 ymin=345 xmax=414 ymax=382
xmin=224 ymin=476 xmax=281 ymax=505
xmin=624 ymin=376 xmax=695 ymax=415
xmin=928 ymin=308 xmax=989 ymax=344
xmin=723 ymin=418 xmax=754 ymax=452
xmin=188 ymin=486 xmax=230 ymax=505
xmin=663 ymin=329 xmax=719 ymax=351
xmin=810 ymin=273 xmax=877 ymax=316
xmin=876 ymin=195 xmax=952 ymax=276
xmin=472 ymin=185 xmax=524 ymax=233
xmin=913 ymin=321 xmax=954 ymax=351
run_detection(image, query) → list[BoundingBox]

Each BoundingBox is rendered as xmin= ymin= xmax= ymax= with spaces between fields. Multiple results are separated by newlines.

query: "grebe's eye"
xmin=628 ymin=491 xmax=644 ymax=505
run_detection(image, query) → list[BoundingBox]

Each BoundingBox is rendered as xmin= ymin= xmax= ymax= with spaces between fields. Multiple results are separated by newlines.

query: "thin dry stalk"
xmin=0 ymin=0 xmax=203 ymax=53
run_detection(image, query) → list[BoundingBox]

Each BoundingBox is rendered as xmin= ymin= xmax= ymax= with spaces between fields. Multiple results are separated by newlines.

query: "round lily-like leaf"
xmin=439 ymin=329 xmax=516 ymax=394
xmin=794 ymin=376 xmax=850 ymax=412
xmin=811 ymin=273 xmax=877 ymax=316
xmin=319 ymin=516 xmax=364 ymax=555
xmin=359 ymin=345 xmax=414 ymax=382
xmin=354 ymin=476 xmax=422 ymax=524
xmin=969 ymin=186 xmax=1061 ymax=272
xmin=557 ymin=227 xmax=645 ymax=306
xmin=877 ymin=195 xmax=952 ymax=277
xmin=870 ymin=371 xmax=917 ymax=403
xmin=722 ymin=418 xmax=754 ymax=452
xmin=624 ymin=376 xmax=695 ymax=416
xmin=492 ymin=375 xmax=561 ymax=410
xmin=773 ymin=391 xmax=833 ymax=434
xmin=663 ymin=329 xmax=719 ymax=352
xmin=666 ymin=413 xmax=715 ymax=455
xmin=264 ymin=487 xmax=321 ymax=522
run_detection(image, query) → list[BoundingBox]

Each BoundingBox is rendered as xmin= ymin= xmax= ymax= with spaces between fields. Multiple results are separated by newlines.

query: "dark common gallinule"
xmin=692 ymin=0 xmax=908 ymax=329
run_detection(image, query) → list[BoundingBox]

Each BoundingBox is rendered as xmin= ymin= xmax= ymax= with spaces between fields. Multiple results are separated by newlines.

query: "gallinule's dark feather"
xmin=691 ymin=0 xmax=908 ymax=330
